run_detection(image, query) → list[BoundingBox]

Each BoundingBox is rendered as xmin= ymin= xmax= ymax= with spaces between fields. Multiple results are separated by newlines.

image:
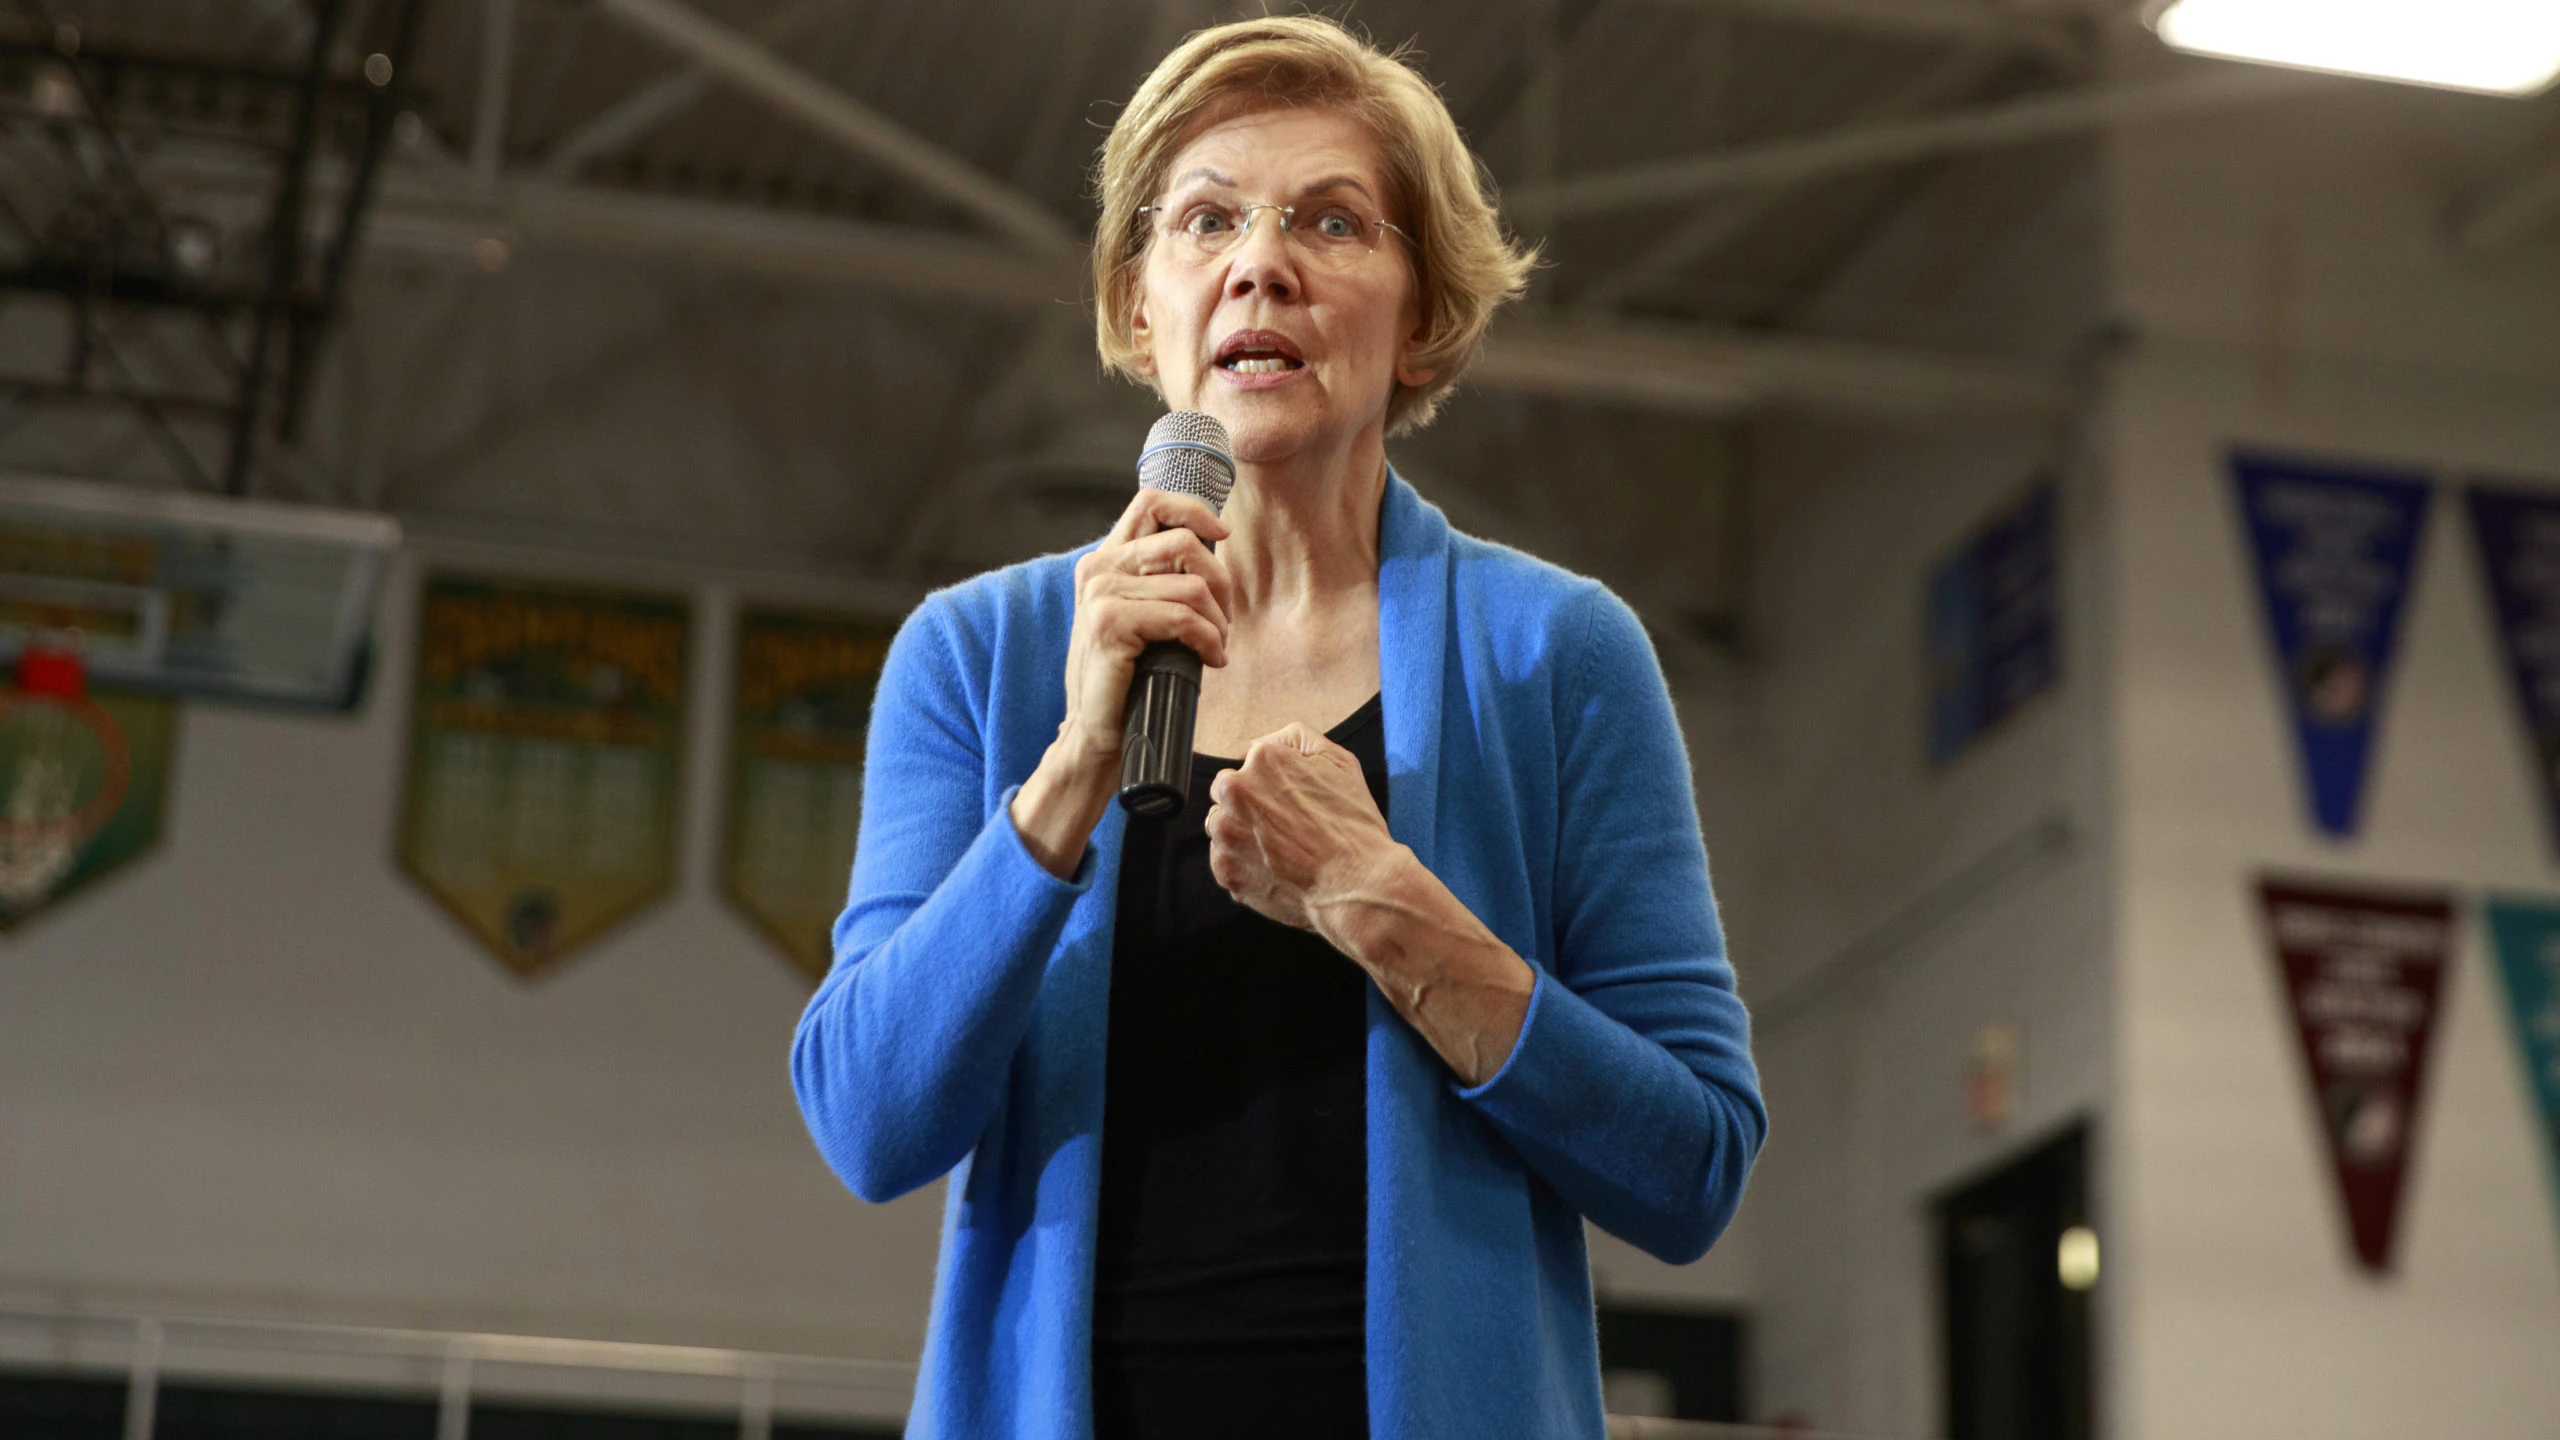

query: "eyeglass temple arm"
xmin=1135 ymin=205 xmax=1413 ymax=249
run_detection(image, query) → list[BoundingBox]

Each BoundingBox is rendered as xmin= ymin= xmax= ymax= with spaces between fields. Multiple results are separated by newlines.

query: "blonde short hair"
xmin=1091 ymin=15 xmax=1535 ymax=436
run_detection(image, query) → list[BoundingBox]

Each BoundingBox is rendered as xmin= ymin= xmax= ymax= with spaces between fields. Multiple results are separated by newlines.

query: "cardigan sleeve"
xmin=1453 ymin=586 xmax=1767 ymax=1264
xmin=790 ymin=596 xmax=1094 ymax=1204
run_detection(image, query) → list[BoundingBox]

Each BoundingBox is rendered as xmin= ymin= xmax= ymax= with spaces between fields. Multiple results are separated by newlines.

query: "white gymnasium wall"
xmin=2102 ymin=59 xmax=2560 ymax=1440
xmin=0 ymin=540 xmax=946 ymax=1388
xmin=1695 ymin=119 xmax=2117 ymax=1431
xmin=1735 ymin=412 xmax=2115 ymax=1437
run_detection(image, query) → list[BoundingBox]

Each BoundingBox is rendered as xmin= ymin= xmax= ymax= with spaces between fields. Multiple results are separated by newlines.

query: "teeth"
xmin=1227 ymin=357 xmax=1292 ymax=374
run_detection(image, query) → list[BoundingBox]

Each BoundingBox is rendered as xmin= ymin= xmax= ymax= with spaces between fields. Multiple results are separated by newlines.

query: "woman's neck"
xmin=1218 ymin=429 xmax=1387 ymax=618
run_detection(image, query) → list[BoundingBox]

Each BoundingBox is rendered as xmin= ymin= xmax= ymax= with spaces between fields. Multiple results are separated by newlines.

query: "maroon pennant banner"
xmin=2255 ymin=877 xmax=2456 ymax=1274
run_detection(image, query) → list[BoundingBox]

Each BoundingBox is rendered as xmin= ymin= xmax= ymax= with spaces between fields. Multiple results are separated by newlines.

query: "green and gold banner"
xmin=398 ymin=576 xmax=691 ymax=977
xmin=722 ymin=607 xmax=893 ymax=982
xmin=0 ymin=687 xmax=175 ymax=929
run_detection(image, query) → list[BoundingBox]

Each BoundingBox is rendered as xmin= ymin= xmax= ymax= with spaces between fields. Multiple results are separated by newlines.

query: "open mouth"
xmin=1215 ymin=329 xmax=1306 ymax=375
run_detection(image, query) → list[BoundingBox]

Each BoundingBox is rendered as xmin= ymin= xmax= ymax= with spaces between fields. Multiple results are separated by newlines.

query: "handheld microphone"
xmin=1118 ymin=410 xmax=1235 ymax=818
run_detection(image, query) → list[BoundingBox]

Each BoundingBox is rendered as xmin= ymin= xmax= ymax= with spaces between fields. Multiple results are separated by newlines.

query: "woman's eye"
xmin=1316 ymin=212 xmax=1359 ymax=239
xmin=1184 ymin=209 xmax=1230 ymax=236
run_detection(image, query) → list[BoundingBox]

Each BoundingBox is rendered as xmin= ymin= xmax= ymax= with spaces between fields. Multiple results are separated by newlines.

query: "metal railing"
xmin=0 ymin=1306 xmax=1883 ymax=1440
xmin=0 ymin=1307 xmax=916 ymax=1439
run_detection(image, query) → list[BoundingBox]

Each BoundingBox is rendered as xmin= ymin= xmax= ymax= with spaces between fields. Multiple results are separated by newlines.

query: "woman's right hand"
xmin=1010 ymin=488 xmax=1234 ymax=877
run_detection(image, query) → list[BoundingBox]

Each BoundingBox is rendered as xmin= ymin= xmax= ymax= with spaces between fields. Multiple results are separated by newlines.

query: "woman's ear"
xmin=1129 ymin=297 xmax=1158 ymax=378
xmin=1394 ymin=304 xmax=1436 ymax=389
xmin=1395 ymin=326 xmax=1437 ymax=388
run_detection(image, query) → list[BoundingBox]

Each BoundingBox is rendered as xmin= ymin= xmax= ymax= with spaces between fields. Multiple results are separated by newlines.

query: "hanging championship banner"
xmin=0 ymin=667 xmax=176 ymax=930
xmin=2256 ymin=877 xmax=2455 ymax=1273
xmin=2482 ymin=896 xmax=2560 ymax=1245
xmin=722 ymin=607 xmax=893 ymax=982
xmin=398 ymin=576 xmax=691 ymax=977
xmin=2464 ymin=483 xmax=2560 ymax=857
xmin=1925 ymin=479 xmax=2059 ymax=766
xmin=2231 ymin=451 xmax=2433 ymax=839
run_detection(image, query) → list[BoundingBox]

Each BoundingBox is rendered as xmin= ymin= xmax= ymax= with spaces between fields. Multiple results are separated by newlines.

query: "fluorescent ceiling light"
xmin=2149 ymin=0 xmax=2560 ymax=97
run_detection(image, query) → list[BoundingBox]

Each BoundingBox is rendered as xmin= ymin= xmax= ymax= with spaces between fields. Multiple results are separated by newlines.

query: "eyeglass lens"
xmin=1153 ymin=197 xmax=1390 ymax=266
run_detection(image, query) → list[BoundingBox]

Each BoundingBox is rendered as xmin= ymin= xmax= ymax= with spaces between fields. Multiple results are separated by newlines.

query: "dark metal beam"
xmin=0 ymin=36 xmax=378 ymax=97
xmin=0 ymin=377 xmax=234 ymax=420
xmin=8 ymin=3 xmax=171 ymax=249
xmin=0 ymin=36 xmax=392 ymax=160
xmin=88 ymin=316 xmax=221 ymax=490
xmin=282 ymin=0 xmax=428 ymax=441
xmin=224 ymin=0 xmax=341 ymax=497
xmin=0 ymin=262 xmax=304 ymax=313
xmin=0 ymin=20 xmax=422 ymax=491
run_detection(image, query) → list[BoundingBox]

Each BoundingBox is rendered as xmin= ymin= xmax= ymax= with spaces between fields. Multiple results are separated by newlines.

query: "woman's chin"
xmin=1206 ymin=399 xmax=1337 ymax=468
xmin=1225 ymin=424 xmax=1322 ymax=468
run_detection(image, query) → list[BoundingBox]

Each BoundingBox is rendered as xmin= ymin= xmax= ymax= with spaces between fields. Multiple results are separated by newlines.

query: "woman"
xmin=793 ymin=16 xmax=1763 ymax=1439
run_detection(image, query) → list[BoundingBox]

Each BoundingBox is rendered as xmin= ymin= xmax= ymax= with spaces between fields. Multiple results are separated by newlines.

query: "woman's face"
xmin=1131 ymin=107 xmax=1433 ymax=469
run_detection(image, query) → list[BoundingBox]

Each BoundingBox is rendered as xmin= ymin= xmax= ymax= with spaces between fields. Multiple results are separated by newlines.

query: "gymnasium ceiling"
xmin=0 ymin=0 xmax=2545 ymax=652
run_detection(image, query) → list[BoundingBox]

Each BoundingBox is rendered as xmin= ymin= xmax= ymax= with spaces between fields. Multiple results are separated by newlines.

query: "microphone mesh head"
xmin=1137 ymin=411 xmax=1235 ymax=515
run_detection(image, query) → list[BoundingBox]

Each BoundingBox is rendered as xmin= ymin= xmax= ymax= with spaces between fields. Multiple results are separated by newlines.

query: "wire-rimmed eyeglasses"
xmin=1137 ymin=198 xmax=1413 ymax=270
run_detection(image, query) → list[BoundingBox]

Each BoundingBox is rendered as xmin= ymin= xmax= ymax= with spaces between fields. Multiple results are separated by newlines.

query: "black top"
xmin=1091 ymin=695 xmax=1386 ymax=1440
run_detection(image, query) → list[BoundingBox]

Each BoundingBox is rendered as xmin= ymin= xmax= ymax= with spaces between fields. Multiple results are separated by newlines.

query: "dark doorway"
xmin=1593 ymin=1304 xmax=1743 ymax=1422
xmin=1936 ymin=1123 xmax=2093 ymax=1440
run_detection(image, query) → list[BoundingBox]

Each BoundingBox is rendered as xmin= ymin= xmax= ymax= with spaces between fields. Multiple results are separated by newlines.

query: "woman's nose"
xmin=1224 ymin=217 xmax=1300 ymax=302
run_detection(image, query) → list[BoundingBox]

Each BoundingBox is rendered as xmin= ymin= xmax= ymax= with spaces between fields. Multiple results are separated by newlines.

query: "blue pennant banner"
xmin=2231 ymin=450 xmax=2434 ymax=839
xmin=1926 ymin=480 xmax=2059 ymax=767
xmin=2482 ymin=896 xmax=2560 ymax=1245
xmin=2465 ymin=483 xmax=2560 ymax=857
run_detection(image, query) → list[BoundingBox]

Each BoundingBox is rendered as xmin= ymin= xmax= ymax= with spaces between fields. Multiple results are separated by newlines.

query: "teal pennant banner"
xmin=2484 ymin=896 xmax=2560 ymax=1246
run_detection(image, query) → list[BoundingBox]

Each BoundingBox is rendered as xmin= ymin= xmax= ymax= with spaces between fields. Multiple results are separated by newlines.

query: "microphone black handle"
xmin=1118 ymin=639 xmax=1203 ymax=818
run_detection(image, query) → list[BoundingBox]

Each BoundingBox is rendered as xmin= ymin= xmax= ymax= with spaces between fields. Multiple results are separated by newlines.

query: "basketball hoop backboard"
xmin=0 ymin=475 xmax=400 ymax=710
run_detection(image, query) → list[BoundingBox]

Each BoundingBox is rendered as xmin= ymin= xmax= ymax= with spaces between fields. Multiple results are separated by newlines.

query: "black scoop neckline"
xmin=1192 ymin=693 xmax=1383 ymax=770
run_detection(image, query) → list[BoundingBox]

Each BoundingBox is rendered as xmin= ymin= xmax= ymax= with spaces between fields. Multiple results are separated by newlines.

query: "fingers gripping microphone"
xmin=1118 ymin=411 xmax=1235 ymax=818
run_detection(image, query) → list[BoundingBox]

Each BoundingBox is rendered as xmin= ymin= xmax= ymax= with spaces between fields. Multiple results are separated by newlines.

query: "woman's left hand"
xmin=1208 ymin=722 xmax=1536 ymax=1085
xmin=1204 ymin=723 xmax=1404 ymax=935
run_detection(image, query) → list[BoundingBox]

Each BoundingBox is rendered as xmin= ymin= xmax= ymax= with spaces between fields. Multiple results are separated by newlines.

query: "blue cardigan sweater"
xmin=793 ymin=476 xmax=1764 ymax=1440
